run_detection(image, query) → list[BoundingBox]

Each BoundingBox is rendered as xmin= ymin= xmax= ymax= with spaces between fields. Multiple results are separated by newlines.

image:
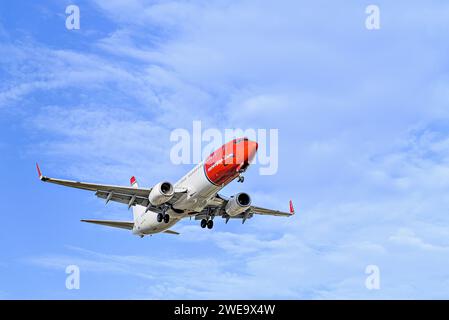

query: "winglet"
xmin=289 ymin=200 xmax=295 ymax=215
xmin=36 ymin=163 xmax=43 ymax=180
xmin=130 ymin=176 xmax=137 ymax=187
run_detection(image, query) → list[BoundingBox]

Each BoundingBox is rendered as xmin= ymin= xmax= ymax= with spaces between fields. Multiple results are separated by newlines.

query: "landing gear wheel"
xmin=207 ymin=220 xmax=214 ymax=229
xmin=200 ymin=219 xmax=207 ymax=228
xmin=157 ymin=213 xmax=163 ymax=223
xmin=238 ymin=175 xmax=245 ymax=183
xmin=164 ymin=214 xmax=170 ymax=223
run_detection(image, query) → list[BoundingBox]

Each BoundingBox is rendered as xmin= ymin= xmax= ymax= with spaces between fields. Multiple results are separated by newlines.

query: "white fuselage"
xmin=132 ymin=162 xmax=221 ymax=236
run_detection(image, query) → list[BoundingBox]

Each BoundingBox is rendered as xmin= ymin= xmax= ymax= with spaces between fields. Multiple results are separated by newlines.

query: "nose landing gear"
xmin=237 ymin=167 xmax=246 ymax=183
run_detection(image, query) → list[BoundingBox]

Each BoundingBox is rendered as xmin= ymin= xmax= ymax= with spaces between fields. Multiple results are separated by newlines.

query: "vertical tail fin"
xmin=130 ymin=176 xmax=145 ymax=222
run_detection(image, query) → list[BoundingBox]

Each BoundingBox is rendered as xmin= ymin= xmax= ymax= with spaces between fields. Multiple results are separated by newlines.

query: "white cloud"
xmin=389 ymin=228 xmax=449 ymax=252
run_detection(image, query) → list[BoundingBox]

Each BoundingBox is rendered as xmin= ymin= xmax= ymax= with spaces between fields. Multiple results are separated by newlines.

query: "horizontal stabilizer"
xmin=163 ymin=229 xmax=180 ymax=235
xmin=81 ymin=219 xmax=134 ymax=230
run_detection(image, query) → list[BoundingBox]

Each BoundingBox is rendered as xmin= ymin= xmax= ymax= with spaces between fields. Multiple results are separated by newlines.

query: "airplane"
xmin=36 ymin=137 xmax=294 ymax=237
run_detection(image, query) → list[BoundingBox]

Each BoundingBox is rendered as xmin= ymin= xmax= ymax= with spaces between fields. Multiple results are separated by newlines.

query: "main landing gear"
xmin=200 ymin=219 xmax=214 ymax=229
xmin=157 ymin=207 xmax=170 ymax=224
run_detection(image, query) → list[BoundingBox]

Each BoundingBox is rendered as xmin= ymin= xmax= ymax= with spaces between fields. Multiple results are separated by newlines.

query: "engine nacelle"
xmin=225 ymin=192 xmax=251 ymax=217
xmin=148 ymin=181 xmax=174 ymax=206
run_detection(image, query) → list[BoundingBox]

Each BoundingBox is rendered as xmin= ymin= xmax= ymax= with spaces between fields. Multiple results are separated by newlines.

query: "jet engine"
xmin=225 ymin=192 xmax=251 ymax=216
xmin=148 ymin=181 xmax=174 ymax=206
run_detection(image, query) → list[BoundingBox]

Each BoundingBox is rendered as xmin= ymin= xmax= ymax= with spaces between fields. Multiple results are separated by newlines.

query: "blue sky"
xmin=1 ymin=0 xmax=449 ymax=299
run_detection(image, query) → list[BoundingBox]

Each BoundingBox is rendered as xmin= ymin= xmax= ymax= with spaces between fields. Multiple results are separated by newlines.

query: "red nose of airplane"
xmin=245 ymin=140 xmax=258 ymax=163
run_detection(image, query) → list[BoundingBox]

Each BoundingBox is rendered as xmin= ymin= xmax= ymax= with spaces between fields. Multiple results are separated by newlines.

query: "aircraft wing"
xmin=36 ymin=163 xmax=186 ymax=210
xmin=248 ymin=203 xmax=294 ymax=217
xmin=196 ymin=194 xmax=295 ymax=222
